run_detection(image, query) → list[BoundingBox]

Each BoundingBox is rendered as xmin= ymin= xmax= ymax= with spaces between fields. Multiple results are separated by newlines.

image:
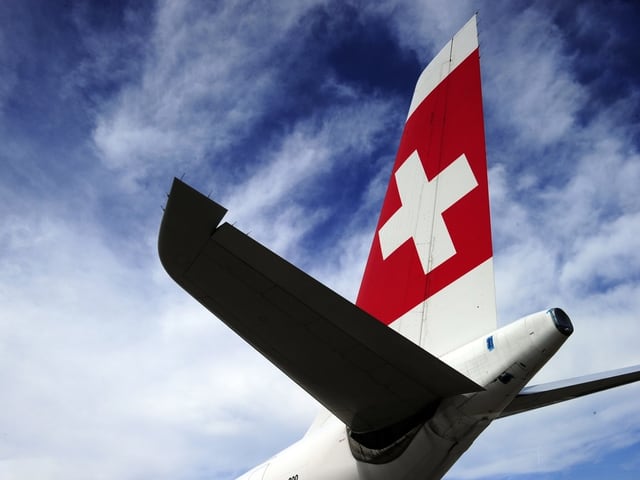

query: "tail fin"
xmin=356 ymin=16 xmax=497 ymax=357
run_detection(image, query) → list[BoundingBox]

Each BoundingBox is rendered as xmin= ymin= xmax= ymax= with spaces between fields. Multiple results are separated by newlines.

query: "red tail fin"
xmin=356 ymin=16 xmax=496 ymax=356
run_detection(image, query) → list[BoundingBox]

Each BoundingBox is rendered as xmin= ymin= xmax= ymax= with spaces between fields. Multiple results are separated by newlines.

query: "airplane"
xmin=158 ymin=15 xmax=640 ymax=480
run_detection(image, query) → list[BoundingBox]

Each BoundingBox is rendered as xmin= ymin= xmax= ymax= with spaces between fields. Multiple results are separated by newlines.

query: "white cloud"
xmin=0 ymin=192 xmax=316 ymax=479
xmin=560 ymin=212 xmax=640 ymax=291
xmin=222 ymin=98 xmax=397 ymax=260
xmin=3 ymin=1 xmax=640 ymax=479
xmin=482 ymin=7 xmax=585 ymax=147
xmin=91 ymin=0 xmax=316 ymax=191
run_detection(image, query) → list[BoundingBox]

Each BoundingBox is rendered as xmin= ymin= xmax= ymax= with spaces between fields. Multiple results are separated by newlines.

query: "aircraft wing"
xmin=498 ymin=364 xmax=640 ymax=418
xmin=158 ymin=178 xmax=481 ymax=437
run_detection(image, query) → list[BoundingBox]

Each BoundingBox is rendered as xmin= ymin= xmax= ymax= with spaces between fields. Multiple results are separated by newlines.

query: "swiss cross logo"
xmin=378 ymin=151 xmax=478 ymax=275
xmin=356 ymin=49 xmax=492 ymax=325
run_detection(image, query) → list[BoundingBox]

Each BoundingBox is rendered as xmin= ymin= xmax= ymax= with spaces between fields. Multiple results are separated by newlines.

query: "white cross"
xmin=378 ymin=151 xmax=478 ymax=275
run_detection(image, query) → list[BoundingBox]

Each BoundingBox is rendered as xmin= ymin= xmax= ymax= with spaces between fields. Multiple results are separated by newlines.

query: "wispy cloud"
xmin=1 ymin=1 xmax=639 ymax=479
xmin=91 ymin=1 xmax=309 ymax=191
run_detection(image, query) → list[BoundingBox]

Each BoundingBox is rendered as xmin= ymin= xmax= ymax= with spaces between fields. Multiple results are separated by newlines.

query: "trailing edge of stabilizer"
xmin=159 ymin=178 xmax=482 ymax=443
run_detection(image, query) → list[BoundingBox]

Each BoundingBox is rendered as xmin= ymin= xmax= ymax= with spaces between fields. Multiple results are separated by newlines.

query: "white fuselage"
xmin=236 ymin=309 xmax=570 ymax=480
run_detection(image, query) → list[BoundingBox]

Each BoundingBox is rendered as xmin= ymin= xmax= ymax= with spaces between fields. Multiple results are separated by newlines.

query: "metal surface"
xmin=159 ymin=178 xmax=480 ymax=436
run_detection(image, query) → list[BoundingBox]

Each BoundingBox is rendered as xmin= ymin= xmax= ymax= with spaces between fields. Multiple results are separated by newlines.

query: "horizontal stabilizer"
xmin=499 ymin=364 xmax=640 ymax=418
xmin=158 ymin=179 xmax=482 ymax=435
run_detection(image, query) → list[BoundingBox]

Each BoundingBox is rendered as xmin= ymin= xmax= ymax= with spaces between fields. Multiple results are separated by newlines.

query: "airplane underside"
xmin=237 ymin=309 xmax=574 ymax=480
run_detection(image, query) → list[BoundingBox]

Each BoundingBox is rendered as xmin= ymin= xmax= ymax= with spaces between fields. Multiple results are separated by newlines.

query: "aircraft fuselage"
xmin=238 ymin=309 xmax=572 ymax=480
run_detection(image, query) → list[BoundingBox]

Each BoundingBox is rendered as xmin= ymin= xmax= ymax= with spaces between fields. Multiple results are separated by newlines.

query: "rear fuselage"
xmin=237 ymin=309 xmax=573 ymax=480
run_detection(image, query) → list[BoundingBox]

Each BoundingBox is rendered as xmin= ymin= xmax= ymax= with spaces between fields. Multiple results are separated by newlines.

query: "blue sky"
xmin=1 ymin=1 xmax=640 ymax=479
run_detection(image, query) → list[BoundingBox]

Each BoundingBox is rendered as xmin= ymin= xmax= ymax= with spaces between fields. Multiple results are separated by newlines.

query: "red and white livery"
xmin=159 ymin=16 xmax=640 ymax=480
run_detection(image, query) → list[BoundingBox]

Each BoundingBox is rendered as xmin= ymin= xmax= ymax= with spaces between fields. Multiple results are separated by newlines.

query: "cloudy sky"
xmin=2 ymin=0 xmax=640 ymax=479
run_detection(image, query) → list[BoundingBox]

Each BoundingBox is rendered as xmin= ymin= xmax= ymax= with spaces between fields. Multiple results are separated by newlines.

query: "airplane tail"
xmin=356 ymin=16 xmax=497 ymax=357
xmin=158 ymin=14 xmax=494 ymax=446
xmin=158 ymin=14 xmax=640 ymax=462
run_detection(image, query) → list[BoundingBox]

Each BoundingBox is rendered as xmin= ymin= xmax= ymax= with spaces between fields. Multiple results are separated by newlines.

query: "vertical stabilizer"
xmin=356 ymin=16 xmax=496 ymax=357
